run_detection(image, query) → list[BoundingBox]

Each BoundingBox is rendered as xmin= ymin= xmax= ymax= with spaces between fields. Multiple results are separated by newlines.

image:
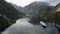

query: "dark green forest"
xmin=0 ymin=0 xmax=25 ymax=32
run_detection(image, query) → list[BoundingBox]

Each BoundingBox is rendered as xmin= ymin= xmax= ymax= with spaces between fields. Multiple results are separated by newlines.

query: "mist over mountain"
xmin=8 ymin=1 xmax=53 ymax=15
xmin=9 ymin=2 xmax=23 ymax=11
xmin=23 ymin=2 xmax=53 ymax=15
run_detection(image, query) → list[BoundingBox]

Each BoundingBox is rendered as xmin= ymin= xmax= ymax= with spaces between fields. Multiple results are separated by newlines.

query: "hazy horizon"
xmin=5 ymin=0 xmax=60 ymax=7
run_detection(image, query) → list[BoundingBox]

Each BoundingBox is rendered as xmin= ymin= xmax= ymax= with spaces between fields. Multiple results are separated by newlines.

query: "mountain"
xmin=23 ymin=1 xmax=53 ymax=15
xmin=0 ymin=0 xmax=25 ymax=20
xmin=0 ymin=0 xmax=25 ymax=33
xmin=45 ymin=3 xmax=60 ymax=32
xmin=9 ymin=2 xmax=53 ymax=15
xmin=26 ymin=2 xmax=53 ymax=25
xmin=46 ymin=3 xmax=60 ymax=25
xmin=9 ymin=2 xmax=23 ymax=11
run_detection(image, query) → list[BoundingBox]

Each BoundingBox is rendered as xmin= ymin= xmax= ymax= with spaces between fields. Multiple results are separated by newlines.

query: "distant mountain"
xmin=23 ymin=1 xmax=53 ymax=15
xmin=9 ymin=2 xmax=23 ymax=11
xmin=23 ymin=2 xmax=54 ymax=25
xmin=9 ymin=2 xmax=53 ymax=15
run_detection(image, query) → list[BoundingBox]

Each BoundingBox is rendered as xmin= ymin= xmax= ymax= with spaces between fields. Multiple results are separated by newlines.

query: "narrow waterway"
xmin=1 ymin=17 xmax=51 ymax=34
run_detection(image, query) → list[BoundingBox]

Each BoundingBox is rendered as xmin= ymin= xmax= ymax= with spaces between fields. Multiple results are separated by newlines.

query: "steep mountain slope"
xmin=46 ymin=3 xmax=60 ymax=25
xmin=9 ymin=2 xmax=23 ymax=11
xmin=23 ymin=2 xmax=53 ymax=15
xmin=28 ymin=2 xmax=53 ymax=24
xmin=45 ymin=3 xmax=60 ymax=32
xmin=0 ymin=0 xmax=25 ymax=33
xmin=0 ymin=0 xmax=25 ymax=20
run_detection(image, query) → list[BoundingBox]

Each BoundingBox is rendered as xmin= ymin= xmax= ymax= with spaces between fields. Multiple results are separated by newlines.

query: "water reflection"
xmin=1 ymin=18 xmax=50 ymax=34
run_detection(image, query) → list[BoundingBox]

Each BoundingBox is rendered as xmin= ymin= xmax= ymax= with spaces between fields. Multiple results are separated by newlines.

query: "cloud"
xmin=5 ymin=0 xmax=41 ymax=7
xmin=5 ymin=0 xmax=60 ymax=7
xmin=46 ymin=0 xmax=60 ymax=6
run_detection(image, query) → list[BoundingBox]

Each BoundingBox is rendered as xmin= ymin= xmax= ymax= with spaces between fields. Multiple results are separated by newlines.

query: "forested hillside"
xmin=45 ymin=3 xmax=60 ymax=25
xmin=0 ymin=0 xmax=25 ymax=32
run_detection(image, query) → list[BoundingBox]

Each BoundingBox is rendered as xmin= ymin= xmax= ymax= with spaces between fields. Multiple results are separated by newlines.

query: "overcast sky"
xmin=5 ymin=0 xmax=60 ymax=7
